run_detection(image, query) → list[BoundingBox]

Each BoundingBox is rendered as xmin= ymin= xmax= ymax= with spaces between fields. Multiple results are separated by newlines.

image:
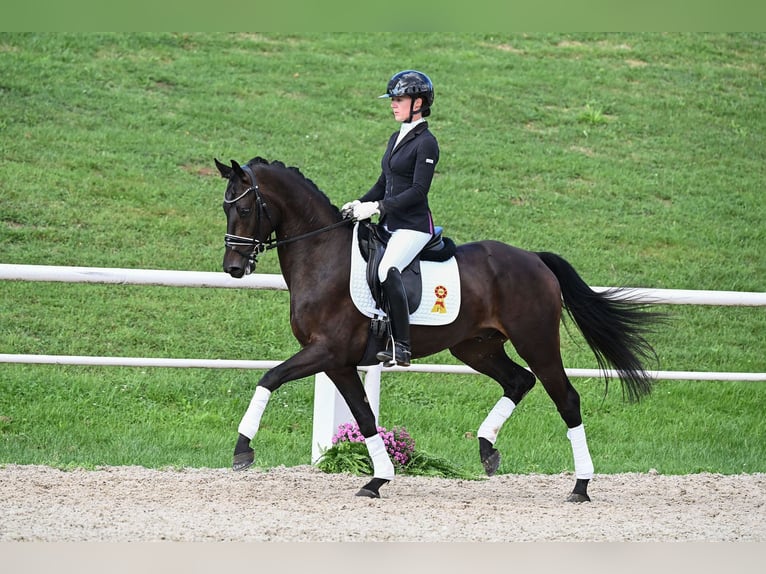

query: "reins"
xmin=266 ymin=218 xmax=353 ymax=249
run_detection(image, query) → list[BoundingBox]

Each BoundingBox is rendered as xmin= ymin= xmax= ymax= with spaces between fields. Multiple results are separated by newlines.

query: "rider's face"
xmin=391 ymin=95 xmax=422 ymax=122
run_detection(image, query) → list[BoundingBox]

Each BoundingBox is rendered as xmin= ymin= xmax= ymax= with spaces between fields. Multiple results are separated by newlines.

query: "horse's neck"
xmin=276 ymin=218 xmax=351 ymax=295
xmin=263 ymin=175 xmax=350 ymax=292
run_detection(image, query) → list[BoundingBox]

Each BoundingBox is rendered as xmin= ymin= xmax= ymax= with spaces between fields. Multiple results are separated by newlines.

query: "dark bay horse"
xmin=215 ymin=156 xmax=661 ymax=502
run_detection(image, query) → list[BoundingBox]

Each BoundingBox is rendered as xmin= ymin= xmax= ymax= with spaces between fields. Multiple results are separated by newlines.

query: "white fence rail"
xmin=2 ymin=353 xmax=765 ymax=382
xmin=2 ymin=263 xmax=765 ymax=462
xmin=3 ymin=263 xmax=766 ymax=305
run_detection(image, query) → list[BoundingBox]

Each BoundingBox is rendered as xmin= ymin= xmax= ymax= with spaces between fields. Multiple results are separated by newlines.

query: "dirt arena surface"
xmin=1 ymin=464 xmax=764 ymax=542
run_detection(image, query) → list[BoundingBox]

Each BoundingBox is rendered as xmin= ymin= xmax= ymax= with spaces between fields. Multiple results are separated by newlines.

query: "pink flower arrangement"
xmin=332 ymin=422 xmax=416 ymax=468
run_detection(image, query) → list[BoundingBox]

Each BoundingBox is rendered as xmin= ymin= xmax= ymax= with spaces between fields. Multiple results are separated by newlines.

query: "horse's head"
xmin=215 ymin=158 xmax=276 ymax=278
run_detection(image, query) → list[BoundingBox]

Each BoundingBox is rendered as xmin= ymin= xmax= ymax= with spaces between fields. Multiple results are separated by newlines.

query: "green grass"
xmin=1 ymin=33 xmax=764 ymax=475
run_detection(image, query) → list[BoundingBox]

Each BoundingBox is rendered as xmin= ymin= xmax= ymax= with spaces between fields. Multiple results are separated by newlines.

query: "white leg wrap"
xmin=237 ymin=386 xmax=271 ymax=439
xmin=365 ymin=433 xmax=395 ymax=481
xmin=477 ymin=396 xmax=516 ymax=444
xmin=567 ymin=423 xmax=594 ymax=479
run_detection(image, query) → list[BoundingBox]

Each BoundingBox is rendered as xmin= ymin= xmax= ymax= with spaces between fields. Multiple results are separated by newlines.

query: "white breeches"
xmin=377 ymin=228 xmax=432 ymax=283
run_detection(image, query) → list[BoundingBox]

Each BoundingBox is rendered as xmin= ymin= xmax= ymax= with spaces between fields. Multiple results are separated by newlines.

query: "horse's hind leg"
xmin=325 ymin=367 xmax=394 ymax=499
xmin=515 ymin=340 xmax=594 ymax=502
xmin=450 ymin=334 xmax=536 ymax=476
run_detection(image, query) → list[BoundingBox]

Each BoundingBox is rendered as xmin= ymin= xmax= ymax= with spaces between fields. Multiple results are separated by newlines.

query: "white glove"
xmin=352 ymin=201 xmax=380 ymax=221
xmin=341 ymin=199 xmax=360 ymax=219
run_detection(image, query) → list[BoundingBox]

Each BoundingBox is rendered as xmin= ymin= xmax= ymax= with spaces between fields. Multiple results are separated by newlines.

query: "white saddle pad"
xmin=349 ymin=223 xmax=461 ymax=326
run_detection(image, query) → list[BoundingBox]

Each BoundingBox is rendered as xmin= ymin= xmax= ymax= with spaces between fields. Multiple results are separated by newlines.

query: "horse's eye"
xmin=238 ymin=207 xmax=252 ymax=217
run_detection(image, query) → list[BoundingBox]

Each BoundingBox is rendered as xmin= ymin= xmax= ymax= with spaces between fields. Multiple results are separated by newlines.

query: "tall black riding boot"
xmin=376 ymin=268 xmax=412 ymax=367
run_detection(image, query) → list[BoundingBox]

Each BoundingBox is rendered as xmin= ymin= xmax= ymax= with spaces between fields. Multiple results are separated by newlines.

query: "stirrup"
xmin=376 ymin=343 xmax=411 ymax=367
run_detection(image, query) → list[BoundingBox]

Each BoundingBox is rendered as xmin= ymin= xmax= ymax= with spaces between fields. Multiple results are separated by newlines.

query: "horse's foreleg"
xmin=357 ymin=435 xmax=394 ymax=498
xmin=231 ymin=345 xmax=341 ymax=472
xmin=326 ymin=367 xmax=394 ymax=498
xmin=232 ymin=385 xmax=271 ymax=471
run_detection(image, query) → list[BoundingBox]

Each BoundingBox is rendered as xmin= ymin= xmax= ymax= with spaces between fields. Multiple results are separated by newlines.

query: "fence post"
xmin=310 ymin=364 xmax=382 ymax=464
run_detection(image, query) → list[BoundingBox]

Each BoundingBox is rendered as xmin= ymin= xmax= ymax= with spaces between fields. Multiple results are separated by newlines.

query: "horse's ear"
xmin=231 ymin=159 xmax=245 ymax=178
xmin=214 ymin=158 xmax=232 ymax=179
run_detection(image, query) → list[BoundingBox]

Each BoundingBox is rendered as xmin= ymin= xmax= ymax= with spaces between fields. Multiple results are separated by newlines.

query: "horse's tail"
xmin=536 ymin=251 xmax=664 ymax=402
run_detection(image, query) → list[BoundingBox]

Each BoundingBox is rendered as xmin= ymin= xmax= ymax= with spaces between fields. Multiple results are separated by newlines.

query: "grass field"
xmin=1 ymin=33 xmax=764 ymax=475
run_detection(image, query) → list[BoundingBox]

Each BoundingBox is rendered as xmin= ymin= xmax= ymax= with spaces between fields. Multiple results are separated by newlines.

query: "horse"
xmin=215 ymin=156 xmax=662 ymax=502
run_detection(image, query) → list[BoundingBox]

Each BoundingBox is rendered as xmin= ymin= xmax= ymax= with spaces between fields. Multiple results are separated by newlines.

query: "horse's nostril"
xmin=224 ymin=264 xmax=244 ymax=278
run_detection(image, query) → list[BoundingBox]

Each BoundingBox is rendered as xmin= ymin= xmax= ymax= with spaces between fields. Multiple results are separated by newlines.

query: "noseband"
xmin=224 ymin=163 xmax=352 ymax=269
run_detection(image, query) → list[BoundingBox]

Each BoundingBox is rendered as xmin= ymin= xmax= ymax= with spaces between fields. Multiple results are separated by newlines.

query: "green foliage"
xmin=316 ymin=435 xmax=480 ymax=479
xmin=316 ymin=441 xmax=375 ymax=476
xmin=315 ymin=422 xmax=479 ymax=479
xmin=404 ymin=450 xmax=481 ymax=480
xmin=1 ymin=33 xmax=764 ymax=475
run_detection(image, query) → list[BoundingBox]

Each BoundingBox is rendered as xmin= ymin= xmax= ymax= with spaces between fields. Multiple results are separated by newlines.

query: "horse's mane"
xmin=245 ymin=156 xmax=339 ymax=214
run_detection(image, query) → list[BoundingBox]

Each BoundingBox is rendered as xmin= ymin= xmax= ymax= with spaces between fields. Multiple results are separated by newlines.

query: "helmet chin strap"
xmin=407 ymin=98 xmax=423 ymax=123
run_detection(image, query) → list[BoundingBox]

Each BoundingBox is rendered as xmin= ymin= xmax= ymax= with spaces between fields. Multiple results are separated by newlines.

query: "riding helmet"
xmin=379 ymin=70 xmax=434 ymax=116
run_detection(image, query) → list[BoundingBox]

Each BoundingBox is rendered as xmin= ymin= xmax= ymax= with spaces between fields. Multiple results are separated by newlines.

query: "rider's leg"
xmin=375 ymin=229 xmax=431 ymax=367
xmin=376 ymin=267 xmax=412 ymax=366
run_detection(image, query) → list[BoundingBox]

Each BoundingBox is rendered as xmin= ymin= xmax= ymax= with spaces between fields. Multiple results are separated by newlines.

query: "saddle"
xmin=357 ymin=221 xmax=456 ymax=314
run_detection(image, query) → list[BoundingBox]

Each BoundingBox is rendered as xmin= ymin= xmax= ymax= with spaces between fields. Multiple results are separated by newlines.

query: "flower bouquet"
xmin=316 ymin=422 xmax=479 ymax=480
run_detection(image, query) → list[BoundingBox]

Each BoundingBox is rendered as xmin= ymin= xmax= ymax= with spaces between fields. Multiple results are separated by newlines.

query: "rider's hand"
xmin=341 ymin=200 xmax=361 ymax=219
xmin=352 ymin=201 xmax=380 ymax=221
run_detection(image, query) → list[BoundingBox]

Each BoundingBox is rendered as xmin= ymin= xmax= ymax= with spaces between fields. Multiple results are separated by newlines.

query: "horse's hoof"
xmin=355 ymin=477 xmax=389 ymax=498
xmin=567 ymin=478 xmax=590 ymax=502
xmin=481 ymin=450 xmax=501 ymax=476
xmin=478 ymin=437 xmax=500 ymax=476
xmin=566 ymin=492 xmax=591 ymax=503
xmin=232 ymin=450 xmax=254 ymax=471
xmin=355 ymin=488 xmax=381 ymax=499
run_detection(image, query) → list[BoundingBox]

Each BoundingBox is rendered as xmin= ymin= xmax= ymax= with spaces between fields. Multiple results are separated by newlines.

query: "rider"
xmin=342 ymin=70 xmax=439 ymax=368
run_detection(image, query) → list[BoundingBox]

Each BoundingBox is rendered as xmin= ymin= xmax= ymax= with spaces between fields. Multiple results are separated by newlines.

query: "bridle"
xmin=223 ymin=165 xmax=273 ymax=266
xmin=223 ymin=164 xmax=352 ymax=270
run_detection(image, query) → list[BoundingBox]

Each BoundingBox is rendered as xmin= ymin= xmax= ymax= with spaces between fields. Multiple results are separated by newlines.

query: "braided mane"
xmin=245 ymin=156 xmax=338 ymax=213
